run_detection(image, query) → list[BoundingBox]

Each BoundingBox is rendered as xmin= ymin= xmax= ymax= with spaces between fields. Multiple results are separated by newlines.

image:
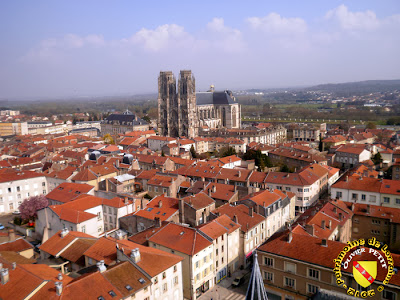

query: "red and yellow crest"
xmin=353 ymin=261 xmax=377 ymax=288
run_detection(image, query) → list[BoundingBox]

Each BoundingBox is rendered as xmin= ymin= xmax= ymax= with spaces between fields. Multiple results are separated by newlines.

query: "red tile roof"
xmin=183 ymin=192 xmax=215 ymax=210
xmin=0 ymin=238 xmax=33 ymax=253
xmin=134 ymin=195 xmax=179 ymax=221
xmin=46 ymin=182 xmax=94 ymax=203
xmin=148 ymin=223 xmax=212 ymax=256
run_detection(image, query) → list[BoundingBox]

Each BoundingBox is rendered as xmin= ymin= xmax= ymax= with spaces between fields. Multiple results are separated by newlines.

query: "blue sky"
xmin=1 ymin=1 xmax=399 ymax=99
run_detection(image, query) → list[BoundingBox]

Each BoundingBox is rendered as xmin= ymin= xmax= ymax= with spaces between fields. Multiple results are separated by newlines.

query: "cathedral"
xmin=158 ymin=70 xmax=241 ymax=139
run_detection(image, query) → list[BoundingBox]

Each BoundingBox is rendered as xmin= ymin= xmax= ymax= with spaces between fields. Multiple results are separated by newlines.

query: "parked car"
xmin=12 ymin=210 xmax=21 ymax=215
xmin=232 ymin=275 xmax=245 ymax=287
xmin=0 ymin=223 xmax=5 ymax=230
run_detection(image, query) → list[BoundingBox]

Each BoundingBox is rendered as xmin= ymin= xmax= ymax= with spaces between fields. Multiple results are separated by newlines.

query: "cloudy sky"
xmin=1 ymin=1 xmax=400 ymax=99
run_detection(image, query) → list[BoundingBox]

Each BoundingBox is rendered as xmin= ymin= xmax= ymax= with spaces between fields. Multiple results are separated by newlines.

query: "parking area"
xmin=0 ymin=213 xmax=15 ymax=230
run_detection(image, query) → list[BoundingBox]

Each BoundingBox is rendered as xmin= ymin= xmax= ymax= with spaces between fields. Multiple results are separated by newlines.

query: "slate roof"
xmin=196 ymin=90 xmax=236 ymax=105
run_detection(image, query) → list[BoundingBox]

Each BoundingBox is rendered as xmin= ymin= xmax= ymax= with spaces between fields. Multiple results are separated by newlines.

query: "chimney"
xmin=208 ymin=187 xmax=212 ymax=197
xmin=321 ymin=239 xmax=328 ymax=247
xmin=8 ymin=229 xmax=15 ymax=241
xmin=179 ymin=199 xmax=185 ymax=223
xmin=351 ymin=203 xmax=355 ymax=211
xmin=58 ymin=273 xmax=63 ymax=280
xmin=155 ymin=217 xmax=161 ymax=228
xmin=238 ymin=171 xmax=241 ymax=177
xmin=328 ymin=220 xmax=332 ymax=229
xmin=213 ymin=185 xmax=216 ymax=193
xmin=1 ymin=269 xmax=9 ymax=285
xmin=124 ymin=198 xmax=128 ymax=205
xmin=131 ymin=248 xmax=141 ymax=263
xmin=233 ymin=215 xmax=238 ymax=224
xmin=366 ymin=205 xmax=370 ymax=214
xmin=55 ymin=282 xmax=63 ymax=296
xmin=321 ymin=220 xmax=326 ymax=230
xmin=287 ymin=231 xmax=293 ymax=243
xmin=345 ymin=176 xmax=349 ymax=182
xmin=158 ymin=200 xmax=162 ymax=208
xmin=11 ymin=262 xmax=16 ymax=270
xmin=60 ymin=228 xmax=69 ymax=238
xmin=305 ymin=224 xmax=314 ymax=236
xmin=249 ymin=207 xmax=253 ymax=217
xmin=96 ymin=260 xmax=106 ymax=273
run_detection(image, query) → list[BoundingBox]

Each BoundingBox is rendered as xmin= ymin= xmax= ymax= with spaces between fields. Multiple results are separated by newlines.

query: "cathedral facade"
xmin=158 ymin=70 xmax=241 ymax=139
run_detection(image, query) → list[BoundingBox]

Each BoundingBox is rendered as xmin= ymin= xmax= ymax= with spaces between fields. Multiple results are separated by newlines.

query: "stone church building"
xmin=158 ymin=70 xmax=241 ymax=139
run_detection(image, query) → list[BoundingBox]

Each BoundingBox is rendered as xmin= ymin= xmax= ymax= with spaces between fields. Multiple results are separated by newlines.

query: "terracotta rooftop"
xmin=45 ymin=182 xmax=94 ymax=203
xmin=134 ymin=195 xmax=179 ymax=221
xmin=148 ymin=223 xmax=212 ymax=256
xmin=183 ymin=192 xmax=215 ymax=210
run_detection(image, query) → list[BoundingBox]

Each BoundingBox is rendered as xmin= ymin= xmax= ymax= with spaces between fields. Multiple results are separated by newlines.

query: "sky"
xmin=0 ymin=1 xmax=400 ymax=99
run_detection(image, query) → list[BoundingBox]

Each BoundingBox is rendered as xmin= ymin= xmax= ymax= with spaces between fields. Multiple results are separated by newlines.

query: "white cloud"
xmin=325 ymin=5 xmax=380 ymax=30
xmin=247 ymin=12 xmax=307 ymax=35
xmin=130 ymin=24 xmax=191 ymax=52
xmin=205 ymin=18 xmax=245 ymax=53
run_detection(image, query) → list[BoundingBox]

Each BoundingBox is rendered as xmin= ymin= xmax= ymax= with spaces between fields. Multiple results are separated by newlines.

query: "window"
xmin=264 ymin=257 xmax=274 ymax=267
xmin=372 ymin=219 xmax=381 ymax=225
xmin=285 ymin=262 xmax=296 ymax=274
xmin=285 ymin=187 xmax=291 ymax=191
xmin=17 ymin=194 xmax=21 ymax=199
xmin=155 ymin=187 xmax=158 ymax=193
xmin=307 ymin=283 xmax=319 ymax=294
xmin=42 ymin=182 xmax=46 ymax=186
xmin=304 ymin=188 xmax=309 ymax=193
xmin=382 ymin=290 xmax=396 ymax=300
xmin=336 ymin=191 xmax=342 ymax=199
xmin=362 ymin=194 xmax=366 ymax=201
xmin=8 ymin=188 xmax=11 ymax=193
xmin=174 ymin=265 xmax=177 ymax=272
xmin=264 ymin=271 xmax=273 ymax=281
xmin=195 ymin=261 xmax=199 ymax=268
xmin=162 ymin=272 xmax=166 ymax=279
xmin=396 ymin=199 xmax=400 ymax=205
xmin=284 ymin=277 xmax=295 ymax=288
xmin=216 ymin=249 xmax=218 ymax=256
xmin=97 ymin=212 xmax=102 ymax=220
xmin=383 ymin=197 xmax=390 ymax=203
xmin=154 ymin=277 xmax=158 ymax=284
xmin=216 ymin=261 xmax=218 ymax=268
xmin=308 ymin=268 xmax=320 ymax=280
xmin=369 ymin=195 xmax=376 ymax=203
xmin=297 ymin=188 xmax=303 ymax=192
xmin=17 ymin=186 xmax=20 ymax=192
xmin=196 ymin=273 xmax=200 ymax=281
xmin=98 ymin=227 xmax=102 ymax=232
xmin=173 ymin=276 xmax=178 ymax=285
xmin=352 ymin=193 xmax=358 ymax=200
xmin=81 ymin=225 xmax=86 ymax=233
xmin=203 ymin=268 xmax=208 ymax=276
xmin=9 ymin=203 xmax=14 ymax=210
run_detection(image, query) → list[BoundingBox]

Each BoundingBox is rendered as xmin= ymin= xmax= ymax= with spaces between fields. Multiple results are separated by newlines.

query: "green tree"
xmin=366 ymin=122 xmax=377 ymax=129
xmin=221 ymin=147 xmax=236 ymax=157
xmin=142 ymin=115 xmax=151 ymax=123
xmin=281 ymin=165 xmax=290 ymax=172
xmin=372 ymin=152 xmax=382 ymax=165
xmin=190 ymin=145 xmax=197 ymax=159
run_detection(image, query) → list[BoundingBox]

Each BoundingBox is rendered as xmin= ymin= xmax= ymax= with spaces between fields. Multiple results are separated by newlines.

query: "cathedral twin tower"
xmin=158 ymin=70 xmax=241 ymax=139
xmin=158 ymin=70 xmax=198 ymax=139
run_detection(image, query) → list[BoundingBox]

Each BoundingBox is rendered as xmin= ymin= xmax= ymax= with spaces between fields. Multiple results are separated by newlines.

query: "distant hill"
xmin=305 ymin=79 xmax=400 ymax=97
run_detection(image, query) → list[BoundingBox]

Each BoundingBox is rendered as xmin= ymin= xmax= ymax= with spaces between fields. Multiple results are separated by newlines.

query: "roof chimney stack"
xmin=60 ymin=228 xmax=69 ymax=238
xmin=131 ymin=248 xmax=141 ymax=263
xmin=158 ymin=200 xmax=162 ymax=208
xmin=213 ymin=185 xmax=216 ymax=193
xmin=96 ymin=260 xmax=106 ymax=273
xmin=11 ymin=262 xmax=16 ymax=270
xmin=321 ymin=239 xmax=328 ymax=247
xmin=55 ymin=282 xmax=63 ymax=296
xmin=1 ymin=268 xmax=9 ymax=285
xmin=58 ymin=273 xmax=63 ymax=281
xmin=287 ymin=232 xmax=293 ymax=243
xmin=328 ymin=220 xmax=332 ymax=229
xmin=8 ymin=229 xmax=15 ymax=241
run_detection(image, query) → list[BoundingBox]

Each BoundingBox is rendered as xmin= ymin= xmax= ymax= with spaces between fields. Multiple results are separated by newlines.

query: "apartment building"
xmin=147 ymin=223 xmax=214 ymax=300
xmin=0 ymin=169 xmax=48 ymax=214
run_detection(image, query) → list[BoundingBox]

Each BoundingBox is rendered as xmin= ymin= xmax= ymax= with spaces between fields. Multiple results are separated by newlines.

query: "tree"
xmin=161 ymin=150 xmax=165 ymax=157
xmin=366 ymin=122 xmax=377 ymax=129
xmin=372 ymin=152 xmax=382 ymax=165
xmin=221 ymin=147 xmax=237 ymax=157
xmin=281 ymin=165 xmax=290 ymax=173
xmin=142 ymin=115 xmax=151 ymax=123
xmin=318 ymin=133 xmax=323 ymax=152
xmin=19 ymin=195 xmax=48 ymax=220
xmin=190 ymin=145 xmax=197 ymax=159
xmin=103 ymin=134 xmax=115 ymax=144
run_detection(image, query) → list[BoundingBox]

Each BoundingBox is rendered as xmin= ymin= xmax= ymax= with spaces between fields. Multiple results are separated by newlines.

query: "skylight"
xmin=108 ymin=291 xmax=117 ymax=297
xmin=125 ymin=285 xmax=133 ymax=291
xmin=139 ymin=278 xmax=146 ymax=284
